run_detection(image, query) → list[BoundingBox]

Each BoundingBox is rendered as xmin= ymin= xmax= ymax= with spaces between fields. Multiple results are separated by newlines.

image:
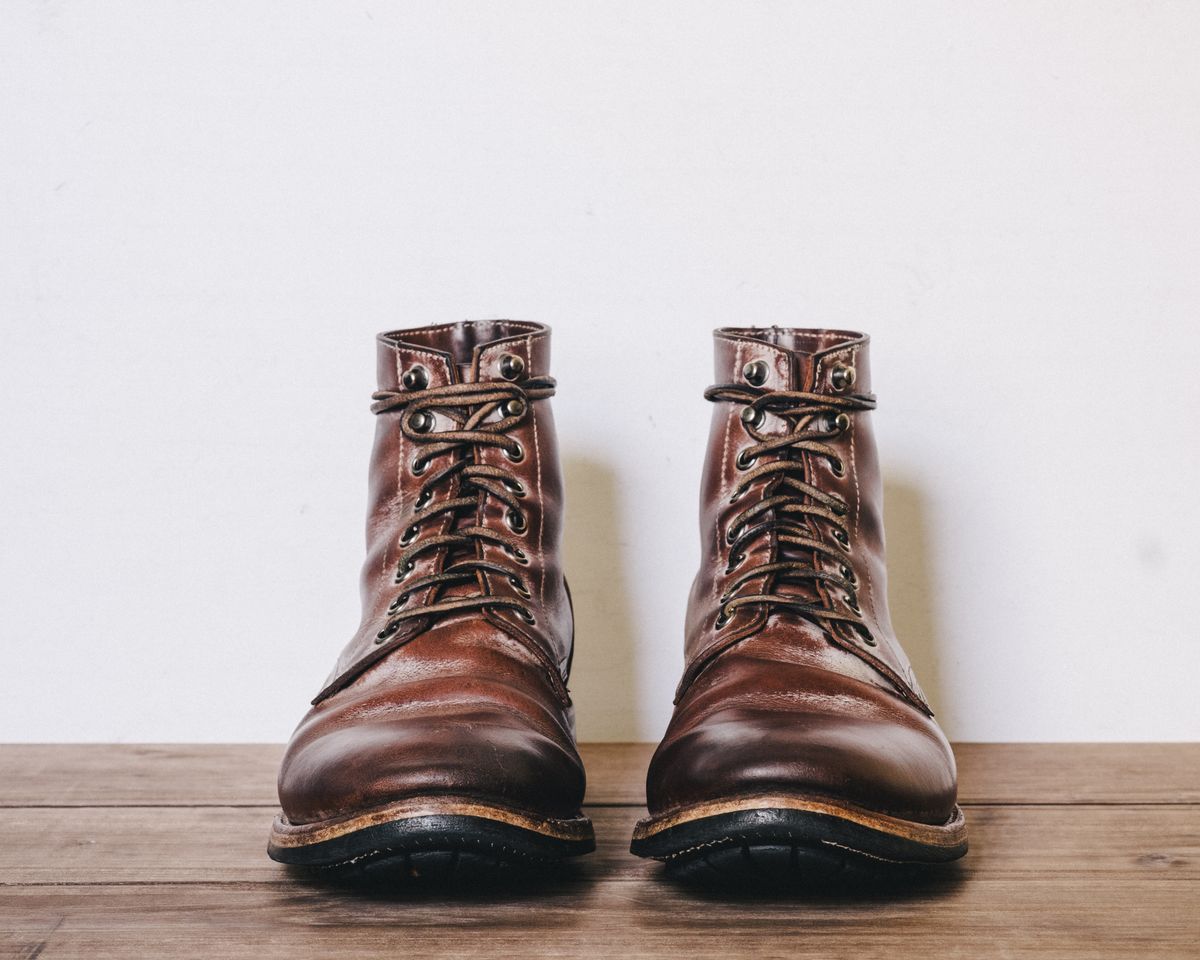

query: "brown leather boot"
xmin=631 ymin=327 xmax=966 ymax=879
xmin=269 ymin=321 xmax=594 ymax=877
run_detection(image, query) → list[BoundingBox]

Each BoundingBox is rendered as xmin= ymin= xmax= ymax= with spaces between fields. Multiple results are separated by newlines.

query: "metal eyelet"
xmin=845 ymin=592 xmax=861 ymax=613
xmin=740 ymin=405 xmax=765 ymax=429
xmin=840 ymin=563 xmax=857 ymax=584
xmin=742 ymin=360 xmax=769 ymax=386
xmin=517 ymin=608 xmax=536 ymax=625
xmin=857 ymin=624 xmax=878 ymax=647
xmin=828 ymin=413 xmax=850 ymax=435
xmin=395 ymin=560 xmax=415 ymax=583
xmin=833 ymin=528 xmax=850 ymax=548
xmin=736 ymin=449 xmax=757 ymax=470
xmin=399 ymin=524 xmax=419 ymax=545
xmin=830 ymin=364 xmax=856 ymax=392
xmin=829 ymin=457 xmax=846 ymax=478
xmin=502 ymin=397 xmax=527 ymax=418
xmin=411 ymin=456 xmax=429 ymax=476
xmin=508 ymin=575 xmax=532 ymax=600
xmin=387 ymin=593 xmax=410 ymax=614
xmin=414 ymin=488 xmax=432 ymax=509
xmin=715 ymin=606 xmax=731 ymax=627
xmin=375 ymin=620 xmax=401 ymax=643
xmin=505 ymin=478 xmax=526 ymax=497
xmin=508 ymin=545 xmax=530 ymax=565
xmin=409 ymin=411 xmax=433 ymax=434
xmin=726 ymin=523 xmax=744 ymax=546
xmin=402 ymin=365 xmax=429 ymax=391
xmin=726 ymin=552 xmax=745 ymax=573
xmin=506 ymin=509 xmax=527 ymax=534
xmin=499 ymin=353 xmax=525 ymax=381
xmin=505 ymin=441 xmax=525 ymax=463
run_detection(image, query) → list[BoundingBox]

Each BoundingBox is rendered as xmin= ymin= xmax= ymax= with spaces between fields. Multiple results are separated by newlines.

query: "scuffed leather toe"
xmin=646 ymin=656 xmax=958 ymax=826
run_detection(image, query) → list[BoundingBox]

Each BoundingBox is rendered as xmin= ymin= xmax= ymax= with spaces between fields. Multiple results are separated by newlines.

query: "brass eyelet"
xmin=830 ymin=364 xmax=856 ymax=392
xmin=736 ymin=449 xmax=757 ymax=470
xmin=402 ymin=365 xmax=429 ymax=391
xmin=742 ymin=360 xmax=769 ymax=386
xmin=505 ymin=441 xmax=525 ymax=463
xmin=828 ymin=412 xmax=850 ymax=435
xmin=375 ymin=620 xmax=401 ymax=643
xmin=409 ymin=411 xmax=433 ymax=434
xmin=740 ymin=405 xmax=765 ymax=429
xmin=506 ymin=509 xmax=527 ymax=534
xmin=829 ymin=457 xmax=846 ymax=478
xmin=502 ymin=397 xmax=527 ymax=417
xmin=499 ymin=353 xmax=526 ymax=381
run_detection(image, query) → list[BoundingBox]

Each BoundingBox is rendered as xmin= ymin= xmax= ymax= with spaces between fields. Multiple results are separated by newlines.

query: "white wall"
xmin=2 ymin=1 xmax=1198 ymax=743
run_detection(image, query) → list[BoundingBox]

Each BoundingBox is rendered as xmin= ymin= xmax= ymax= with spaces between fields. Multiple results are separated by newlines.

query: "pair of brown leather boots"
xmin=267 ymin=320 xmax=967 ymax=882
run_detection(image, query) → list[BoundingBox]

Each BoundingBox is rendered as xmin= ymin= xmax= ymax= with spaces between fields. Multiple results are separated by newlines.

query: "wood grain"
xmin=1 ymin=742 xmax=1197 ymax=807
xmin=1 ymin=743 xmax=1197 ymax=959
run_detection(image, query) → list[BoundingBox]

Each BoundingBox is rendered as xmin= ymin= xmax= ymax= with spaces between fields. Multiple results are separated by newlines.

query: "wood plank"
xmin=2 ymin=879 xmax=1196 ymax=960
xmin=0 ymin=804 xmax=1196 ymax=886
xmin=1 ymin=743 xmax=1197 ymax=808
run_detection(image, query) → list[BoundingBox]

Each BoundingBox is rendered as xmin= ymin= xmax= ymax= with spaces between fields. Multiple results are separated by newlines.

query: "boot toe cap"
xmin=647 ymin=664 xmax=958 ymax=826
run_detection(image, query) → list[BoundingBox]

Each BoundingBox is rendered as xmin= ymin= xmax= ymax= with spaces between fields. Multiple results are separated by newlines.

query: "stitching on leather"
xmin=529 ymin=336 xmax=547 ymax=603
xmin=716 ymin=340 xmax=741 ymax=557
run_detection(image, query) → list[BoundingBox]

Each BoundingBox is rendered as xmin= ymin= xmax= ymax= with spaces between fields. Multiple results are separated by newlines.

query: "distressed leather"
xmin=645 ymin=327 xmax=959 ymax=826
xmin=277 ymin=321 xmax=585 ymax=825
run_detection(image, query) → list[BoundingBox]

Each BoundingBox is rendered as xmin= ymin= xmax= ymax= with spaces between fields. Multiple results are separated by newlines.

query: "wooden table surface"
xmin=1 ymin=743 xmax=1197 ymax=959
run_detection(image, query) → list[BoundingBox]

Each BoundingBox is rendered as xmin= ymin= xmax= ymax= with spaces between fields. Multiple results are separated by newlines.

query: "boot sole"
xmin=630 ymin=794 xmax=967 ymax=883
xmin=268 ymin=796 xmax=595 ymax=879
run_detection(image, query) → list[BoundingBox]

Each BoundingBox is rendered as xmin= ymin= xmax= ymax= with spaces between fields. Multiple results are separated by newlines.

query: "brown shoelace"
xmin=368 ymin=376 xmax=555 ymax=643
xmin=706 ymin=382 xmax=878 ymax=644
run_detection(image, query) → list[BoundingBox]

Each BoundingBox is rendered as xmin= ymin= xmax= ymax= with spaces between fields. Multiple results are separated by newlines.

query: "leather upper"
xmin=277 ymin=321 xmax=585 ymax=825
xmin=646 ymin=327 xmax=959 ymax=825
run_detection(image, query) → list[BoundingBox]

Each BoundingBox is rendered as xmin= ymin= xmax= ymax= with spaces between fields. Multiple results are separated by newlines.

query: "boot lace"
xmin=706 ymin=382 xmax=878 ymax=644
xmin=367 ymin=376 xmax=555 ymax=643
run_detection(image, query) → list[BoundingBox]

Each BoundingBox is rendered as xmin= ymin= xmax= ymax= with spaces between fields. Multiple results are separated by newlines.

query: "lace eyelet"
xmin=506 ymin=509 xmax=528 ymax=534
xmin=726 ymin=552 xmax=745 ymax=573
xmin=828 ymin=413 xmax=850 ymax=435
xmin=502 ymin=397 xmax=527 ymax=418
xmin=508 ymin=575 xmax=532 ymax=600
xmin=506 ymin=478 xmax=526 ymax=497
xmin=845 ymin=592 xmax=860 ymax=613
xmin=715 ymin=606 xmax=731 ymax=627
xmin=508 ymin=545 xmax=530 ymax=565
xmin=499 ymin=353 xmax=526 ymax=381
xmin=833 ymin=528 xmax=850 ymax=549
xmin=505 ymin=441 xmax=525 ymax=464
xmin=858 ymin=625 xmax=878 ymax=647
xmin=840 ymin=563 xmax=857 ymax=584
xmin=387 ymin=593 xmax=410 ymax=614
xmin=414 ymin=489 xmax=432 ymax=509
xmin=829 ymin=457 xmax=846 ymax=478
xmin=740 ymin=405 xmax=765 ymax=429
xmin=736 ymin=449 xmax=757 ymax=470
xmin=411 ymin=456 xmax=429 ymax=476
xmin=742 ymin=360 xmax=768 ymax=386
xmin=402 ymin=365 xmax=429 ymax=391
xmin=400 ymin=524 xmax=419 ymax=545
xmin=726 ymin=524 xmax=744 ymax=546
xmin=375 ymin=620 xmax=401 ymax=643
xmin=830 ymin=364 xmax=856 ymax=392
xmin=395 ymin=560 xmax=415 ymax=583
xmin=517 ymin=608 xmax=536 ymax=625
xmin=409 ymin=411 xmax=434 ymax=434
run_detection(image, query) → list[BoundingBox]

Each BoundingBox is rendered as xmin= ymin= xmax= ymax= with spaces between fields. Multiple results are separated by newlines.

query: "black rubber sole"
xmin=268 ymin=812 xmax=595 ymax=882
xmin=631 ymin=806 xmax=967 ymax=886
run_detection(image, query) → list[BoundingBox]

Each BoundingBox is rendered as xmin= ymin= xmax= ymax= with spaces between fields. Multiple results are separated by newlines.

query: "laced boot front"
xmin=631 ymin=327 xmax=967 ymax=880
xmin=270 ymin=321 xmax=594 ymax=876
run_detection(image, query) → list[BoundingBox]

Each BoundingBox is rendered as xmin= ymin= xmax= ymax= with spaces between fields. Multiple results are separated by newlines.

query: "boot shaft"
xmin=682 ymin=326 xmax=929 ymax=711
xmin=314 ymin=320 xmax=573 ymax=704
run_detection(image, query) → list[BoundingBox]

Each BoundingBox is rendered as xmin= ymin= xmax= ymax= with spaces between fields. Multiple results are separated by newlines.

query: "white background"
xmin=2 ymin=1 xmax=1198 ymax=743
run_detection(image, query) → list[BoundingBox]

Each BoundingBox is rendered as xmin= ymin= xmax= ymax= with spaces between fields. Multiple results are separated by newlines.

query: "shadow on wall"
xmin=882 ymin=478 xmax=953 ymax=730
xmin=561 ymin=455 xmax=641 ymax=742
